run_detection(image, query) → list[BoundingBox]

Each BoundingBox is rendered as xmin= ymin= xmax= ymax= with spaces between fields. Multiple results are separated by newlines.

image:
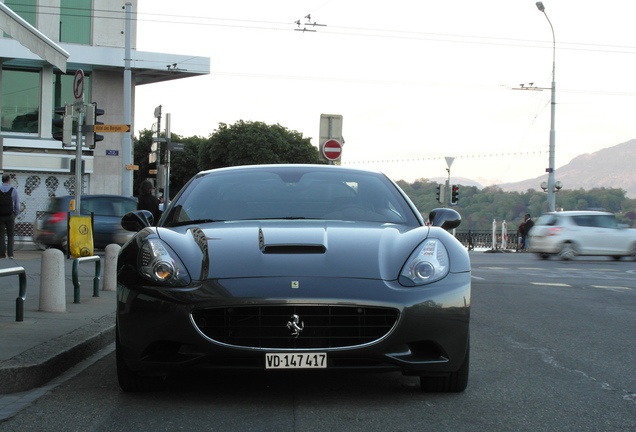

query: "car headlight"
xmin=139 ymin=238 xmax=191 ymax=287
xmin=399 ymin=238 xmax=450 ymax=286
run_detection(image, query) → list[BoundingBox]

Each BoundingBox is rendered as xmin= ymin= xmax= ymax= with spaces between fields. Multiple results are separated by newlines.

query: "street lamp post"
xmin=445 ymin=157 xmax=455 ymax=208
xmin=541 ymin=180 xmax=563 ymax=210
xmin=536 ymin=1 xmax=557 ymax=212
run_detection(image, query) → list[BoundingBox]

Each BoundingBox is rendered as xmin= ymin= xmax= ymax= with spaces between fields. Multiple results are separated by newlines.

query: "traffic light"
xmin=52 ymin=105 xmax=73 ymax=146
xmin=84 ymin=103 xmax=104 ymax=148
xmin=451 ymin=184 xmax=459 ymax=205
xmin=436 ymin=184 xmax=446 ymax=204
xmin=147 ymin=162 xmax=157 ymax=178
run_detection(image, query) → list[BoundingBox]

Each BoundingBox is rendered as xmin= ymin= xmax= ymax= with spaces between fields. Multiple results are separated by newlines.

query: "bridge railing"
xmin=455 ymin=220 xmax=521 ymax=251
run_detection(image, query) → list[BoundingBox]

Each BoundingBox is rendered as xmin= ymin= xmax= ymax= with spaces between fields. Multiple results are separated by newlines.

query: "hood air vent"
xmin=262 ymin=245 xmax=326 ymax=254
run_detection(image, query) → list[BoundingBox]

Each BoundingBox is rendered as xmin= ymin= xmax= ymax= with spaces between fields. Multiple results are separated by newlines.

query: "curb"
xmin=0 ymin=312 xmax=115 ymax=394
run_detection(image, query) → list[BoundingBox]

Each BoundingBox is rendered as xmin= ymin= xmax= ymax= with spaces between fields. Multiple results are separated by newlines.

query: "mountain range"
xmin=435 ymin=139 xmax=636 ymax=199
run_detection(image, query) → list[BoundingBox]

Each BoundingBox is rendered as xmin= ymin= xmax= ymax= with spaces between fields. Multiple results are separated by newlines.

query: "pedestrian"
xmin=521 ymin=214 xmax=534 ymax=250
xmin=517 ymin=222 xmax=525 ymax=252
xmin=137 ymin=180 xmax=161 ymax=223
xmin=0 ymin=173 xmax=20 ymax=258
xmin=517 ymin=220 xmax=525 ymax=251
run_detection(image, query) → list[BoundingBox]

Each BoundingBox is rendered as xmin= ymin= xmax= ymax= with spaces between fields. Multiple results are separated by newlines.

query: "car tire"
xmin=420 ymin=342 xmax=469 ymax=393
xmin=630 ymin=244 xmax=636 ymax=260
xmin=116 ymin=325 xmax=167 ymax=392
xmin=557 ymin=242 xmax=578 ymax=260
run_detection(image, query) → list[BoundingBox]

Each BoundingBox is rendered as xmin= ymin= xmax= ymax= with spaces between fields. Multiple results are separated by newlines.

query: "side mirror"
xmin=121 ymin=210 xmax=153 ymax=232
xmin=429 ymin=208 xmax=461 ymax=231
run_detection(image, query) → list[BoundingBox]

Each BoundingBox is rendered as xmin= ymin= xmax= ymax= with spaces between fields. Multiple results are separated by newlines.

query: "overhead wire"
xmin=341 ymin=150 xmax=549 ymax=167
xmin=12 ymin=4 xmax=635 ymax=55
xmin=8 ymin=3 xmax=632 ymax=167
xmin=119 ymin=6 xmax=636 ymax=165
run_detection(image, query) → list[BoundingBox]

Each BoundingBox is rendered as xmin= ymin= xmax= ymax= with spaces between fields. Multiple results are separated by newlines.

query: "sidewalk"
xmin=0 ymin=242 xmax=116 ymax=394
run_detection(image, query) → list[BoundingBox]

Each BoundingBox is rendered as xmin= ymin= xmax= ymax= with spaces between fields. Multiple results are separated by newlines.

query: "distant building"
xmin=0 ymin=0 xmax=209 ymax=239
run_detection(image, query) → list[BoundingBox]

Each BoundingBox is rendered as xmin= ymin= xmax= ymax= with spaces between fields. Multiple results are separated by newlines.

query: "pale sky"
xmin=133 ymin=0 xmax=636 ymax=187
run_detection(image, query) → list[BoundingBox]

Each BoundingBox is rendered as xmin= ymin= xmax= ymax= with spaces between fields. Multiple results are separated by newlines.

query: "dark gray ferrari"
xmin=116 ymin=164 xmax=471 ymax=392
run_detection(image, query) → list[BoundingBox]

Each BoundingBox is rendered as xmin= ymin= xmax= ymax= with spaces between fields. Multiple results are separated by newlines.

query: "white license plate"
xmin=265 ymin=353 xmax=327 ymax=369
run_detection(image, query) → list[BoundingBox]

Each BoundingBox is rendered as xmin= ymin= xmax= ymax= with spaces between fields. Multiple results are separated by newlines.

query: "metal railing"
xmin=0 ymin=266 xmax=27 ymax=321
xmin=72 ymin=256 xmax=102 ymax=303
xmin=455 ymin=222 xmax=521 ymax=251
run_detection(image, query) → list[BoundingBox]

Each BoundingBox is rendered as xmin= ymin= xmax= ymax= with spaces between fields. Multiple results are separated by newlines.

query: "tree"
xmin=390 ymin=180 xmax=636 ymax=231
xmin=199 ymin=120 xmax=323 ymax=169
xmin=169 ymin=134 xmax=205 ymax=198
xmin=134 ymin=122 xmax=636 ymax=229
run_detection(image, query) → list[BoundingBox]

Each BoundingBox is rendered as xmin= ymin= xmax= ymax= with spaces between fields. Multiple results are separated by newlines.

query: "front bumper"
xmin=117 ymin=273 xmax=470 ymax=377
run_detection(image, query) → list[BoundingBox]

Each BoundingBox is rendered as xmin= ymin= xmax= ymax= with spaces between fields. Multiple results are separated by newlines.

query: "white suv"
xmin=528 ymin=210 xmax=636 ymax=260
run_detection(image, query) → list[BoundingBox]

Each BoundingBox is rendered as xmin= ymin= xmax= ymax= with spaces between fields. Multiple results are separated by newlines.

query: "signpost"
xmin=319 ymin=114 xmax=343 ymax=143
xmin=69 ymin=69 xmax=87 ymax=255
xmin=72 ymin=70 xmax=85 ymax=217
xmin=73 ymin=69 xmax=84 ymax=101
xmin=168 ymin=141 xmax=184 ymax=152
xmin=319 ymin=114 xmax=344 ymax=164
xmin=93 ymin=124 xmax=130 ymax=133
xmin=322 ymin=139 xmax=342 ymax=161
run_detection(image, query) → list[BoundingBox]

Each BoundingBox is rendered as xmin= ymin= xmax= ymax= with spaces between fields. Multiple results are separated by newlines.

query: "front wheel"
xmin=420 ymin=343 xmax=469 ymax=393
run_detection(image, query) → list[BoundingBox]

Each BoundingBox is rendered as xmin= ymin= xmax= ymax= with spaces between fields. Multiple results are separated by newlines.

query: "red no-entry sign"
xmin=322 ymin=139 xmax=342 ymax=161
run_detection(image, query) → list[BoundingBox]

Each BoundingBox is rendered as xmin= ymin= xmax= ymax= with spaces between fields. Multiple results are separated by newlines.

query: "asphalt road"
xmin=2 ymin=252 xmax=635 ymax=432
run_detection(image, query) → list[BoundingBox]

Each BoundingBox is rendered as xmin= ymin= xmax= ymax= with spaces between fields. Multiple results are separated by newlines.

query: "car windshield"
xmin=80 ymin=197 xmax=137 ymax=217
xmin=162 ymin=166 xmax=420 ymax=226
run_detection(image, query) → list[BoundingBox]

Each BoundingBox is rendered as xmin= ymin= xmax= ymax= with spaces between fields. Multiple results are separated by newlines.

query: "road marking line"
xmin=519 ymin=267 xmax=542 ymax=270
xmin=480 ymin=267 xmax=506 ymax=270
xmin=590 ymin=269 xmax=620 ymax=272
xmin=531 ymin=282 xmax=572 ymax=287
xmin=591 ymin=285 xmax=632 ymax=290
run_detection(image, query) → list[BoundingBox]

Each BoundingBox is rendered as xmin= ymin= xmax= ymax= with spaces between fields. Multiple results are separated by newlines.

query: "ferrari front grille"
xmin=191 ymin=305 xmax=399 ymax=349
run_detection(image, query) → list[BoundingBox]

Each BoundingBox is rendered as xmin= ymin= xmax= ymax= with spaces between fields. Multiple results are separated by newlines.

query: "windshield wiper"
xmin=245 ymin=217 xmax=321 ymax=220
xmin=167 ymin=217 xmax=322 ymax=226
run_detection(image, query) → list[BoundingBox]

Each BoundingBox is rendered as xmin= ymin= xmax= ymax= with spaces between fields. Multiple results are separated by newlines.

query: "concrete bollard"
xmin=103 ymin=244 xmax=121 ymax=292
xmin=39 ymin=248 xmax=66 ymax=312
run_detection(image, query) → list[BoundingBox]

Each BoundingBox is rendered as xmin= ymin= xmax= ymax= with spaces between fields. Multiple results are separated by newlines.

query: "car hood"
xmin=157 ymin=220 xmax=430 ymax=281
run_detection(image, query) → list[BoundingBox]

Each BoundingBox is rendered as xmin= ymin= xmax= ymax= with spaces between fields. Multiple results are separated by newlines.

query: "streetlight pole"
xmin=536 ymin=1 xmax=557 ymax=212
xmin=445 ymin=157 xmax=455 ymax=208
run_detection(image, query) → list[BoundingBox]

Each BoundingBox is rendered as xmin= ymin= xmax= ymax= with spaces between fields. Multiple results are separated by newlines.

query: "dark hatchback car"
xmin=116 ymin=165 xmax=471 ymax=392
xmin=32 ymin=195 xmax=138 ymax=250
